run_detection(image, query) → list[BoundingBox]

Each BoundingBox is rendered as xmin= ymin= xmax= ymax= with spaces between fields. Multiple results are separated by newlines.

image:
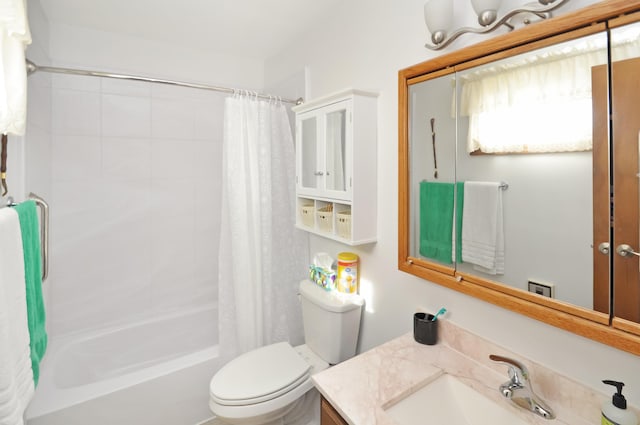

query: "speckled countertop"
xmin=312 ymin=320 xmax=614 ymax=425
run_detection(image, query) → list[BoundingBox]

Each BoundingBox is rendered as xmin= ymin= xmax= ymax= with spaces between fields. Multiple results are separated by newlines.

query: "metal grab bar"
xmin=28 ymin=193 xmax=49 ymax=282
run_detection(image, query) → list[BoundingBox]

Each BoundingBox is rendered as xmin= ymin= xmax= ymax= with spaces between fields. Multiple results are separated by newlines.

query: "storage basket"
xmin=316 ymin=205 xmax=333 ymax=233
xmin=336 ymin=211 xmax=352 ymax=239
xmin=300 ymin=205 xmax=315 ymax=228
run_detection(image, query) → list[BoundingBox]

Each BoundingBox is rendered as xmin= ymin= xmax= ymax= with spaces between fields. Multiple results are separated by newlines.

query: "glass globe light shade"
xmin=470 ymin=0 xmax=503 ymax=26
xmin=424 ymin=0 xmax=453 ymax=34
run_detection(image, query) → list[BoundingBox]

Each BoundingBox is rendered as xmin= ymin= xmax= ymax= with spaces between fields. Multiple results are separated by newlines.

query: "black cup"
xmin=414 ymin=312 xmax=438 ymax=345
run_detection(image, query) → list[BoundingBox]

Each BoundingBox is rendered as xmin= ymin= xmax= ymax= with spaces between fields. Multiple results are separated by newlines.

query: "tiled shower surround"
xmin=49 ymin=73 xmax=223 ymax=337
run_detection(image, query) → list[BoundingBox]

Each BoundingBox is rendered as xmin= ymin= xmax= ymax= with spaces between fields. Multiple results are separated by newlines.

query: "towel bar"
xmin=1 ymin=193 xmax=49 ymax=282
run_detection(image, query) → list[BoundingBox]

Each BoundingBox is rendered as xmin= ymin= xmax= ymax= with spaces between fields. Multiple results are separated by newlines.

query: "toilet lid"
xmin=210 ymin=342 xmax=311 ymax=406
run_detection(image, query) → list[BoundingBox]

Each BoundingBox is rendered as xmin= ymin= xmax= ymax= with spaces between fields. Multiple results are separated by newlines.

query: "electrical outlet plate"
xmin=528 ymin=280 xmax=555 ymax=298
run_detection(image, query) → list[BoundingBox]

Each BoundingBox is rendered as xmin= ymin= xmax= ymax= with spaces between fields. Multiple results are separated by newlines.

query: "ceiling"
xmin=39 ymin=0 xmax=342 ymax=60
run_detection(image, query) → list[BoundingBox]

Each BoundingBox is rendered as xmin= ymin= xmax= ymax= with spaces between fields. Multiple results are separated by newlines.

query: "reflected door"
xmin=612 ymin=56 xmax=640 ymax=324
xmin=592 ymin=63 xmax=610 ymax=315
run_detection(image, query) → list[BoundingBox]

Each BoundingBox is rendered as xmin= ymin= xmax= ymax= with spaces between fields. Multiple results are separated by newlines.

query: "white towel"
xmin=461 ymin=181 xmax=505 ymax=275
xmin=0 ymin=0 xmax=32 ymax=135
xmin=0 ymin=207 xmax=34 ymax=425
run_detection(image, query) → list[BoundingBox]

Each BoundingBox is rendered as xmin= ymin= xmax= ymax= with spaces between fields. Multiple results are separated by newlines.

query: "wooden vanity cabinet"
xmin=321 ymin=396 xmax=348 ymax=425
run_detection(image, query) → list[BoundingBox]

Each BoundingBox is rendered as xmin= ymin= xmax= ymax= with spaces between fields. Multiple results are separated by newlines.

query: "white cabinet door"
xmin=296 ymin=100 xmax=352 ymax=201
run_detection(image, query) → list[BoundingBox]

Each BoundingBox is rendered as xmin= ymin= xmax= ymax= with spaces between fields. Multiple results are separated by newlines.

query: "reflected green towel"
xmin=419 ymin=181 xmax=464 ymax=264
xmin=420 ymin=182 xmax=454 ymax=263
xmin=455 ymin=182 xmax=464 ymax=263
xmin=15 ymin=200 xmax=47 ymax=386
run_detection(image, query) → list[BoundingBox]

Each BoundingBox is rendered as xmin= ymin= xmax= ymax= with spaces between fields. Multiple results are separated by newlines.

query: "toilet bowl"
xmin=209 ymin=343 xmax=328 ymax=425
xmin=209 ymin=280 xmax=364 ymax=425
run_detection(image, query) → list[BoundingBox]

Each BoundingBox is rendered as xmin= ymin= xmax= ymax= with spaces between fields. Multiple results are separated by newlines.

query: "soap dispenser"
xmin=602 ymin=380 xmax=638 ymax=425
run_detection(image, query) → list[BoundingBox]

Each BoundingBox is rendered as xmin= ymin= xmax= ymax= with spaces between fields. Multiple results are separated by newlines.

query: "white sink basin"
xmin=385 ymin=373 xmax=528 ymax=425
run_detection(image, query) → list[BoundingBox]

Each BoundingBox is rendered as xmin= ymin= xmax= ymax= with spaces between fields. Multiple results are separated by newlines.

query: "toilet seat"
xmin=209 ymin=343 xmax=328 ymax=421
xmin=210 ymin=342 xmax=311 ymax=406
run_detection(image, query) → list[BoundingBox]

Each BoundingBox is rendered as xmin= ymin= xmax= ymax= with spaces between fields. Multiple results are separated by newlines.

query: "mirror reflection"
xmin=409 ymin=71 xmax=457 ymax=266
xmin=409 ymin=25 xmax=640 ymax=315
xmin=454 ymin=31 xmax=609 ymax=311
xmin=300 ymin=116 xmax=319 ymax=190
xmin=325 ymin=110 xmax=346 ymax=192
xmin=610 ymin=22 xmax=640 ymax=324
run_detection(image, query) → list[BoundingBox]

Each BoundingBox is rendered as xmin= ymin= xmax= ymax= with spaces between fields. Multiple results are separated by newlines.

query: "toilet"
xmin=209 ymin=279 xmax=365 ymax=425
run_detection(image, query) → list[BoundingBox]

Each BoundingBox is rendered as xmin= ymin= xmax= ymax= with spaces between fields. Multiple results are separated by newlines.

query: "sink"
xmin=385 ymin=373 xmax=528 ymax=425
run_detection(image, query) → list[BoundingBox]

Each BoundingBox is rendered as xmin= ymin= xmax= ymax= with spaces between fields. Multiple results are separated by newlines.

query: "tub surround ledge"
xmin=312 ymin=320 xmax=632 ymax=425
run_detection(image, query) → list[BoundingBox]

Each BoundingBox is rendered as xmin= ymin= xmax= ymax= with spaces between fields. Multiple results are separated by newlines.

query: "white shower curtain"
xmin=218 ymin=94 xmax=308 ymax=361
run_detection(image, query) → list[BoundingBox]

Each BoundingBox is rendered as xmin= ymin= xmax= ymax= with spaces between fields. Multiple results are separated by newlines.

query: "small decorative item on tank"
xmin=309 ymin=265 xmax=335 ymax=291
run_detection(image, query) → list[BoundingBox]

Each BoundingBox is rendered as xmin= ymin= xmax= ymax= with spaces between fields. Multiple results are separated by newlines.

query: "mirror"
xmin=399 ymin=2 xmax=640 ymax=356
xmin=325 ymin=109 xmax=347 ymax=192
xmin=300 ymin=116 xmax=319 ymax=190
xmin=454 ymin=31 xmax=608 ymax=310
xmin=610 ymin=20 xmax=640 ymax=329
xmin=297 ymin=105 xmax=348 ymax=196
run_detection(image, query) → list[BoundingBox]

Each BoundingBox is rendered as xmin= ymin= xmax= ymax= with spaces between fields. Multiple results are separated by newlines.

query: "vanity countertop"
xmin=312 ymin=320 xmax=611 ymax=425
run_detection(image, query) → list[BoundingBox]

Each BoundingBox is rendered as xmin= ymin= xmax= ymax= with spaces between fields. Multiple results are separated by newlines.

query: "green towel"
xmin=455 ymin=182 xmax=464 ymax=263
xmin=419 ymin=181 xmax=465 ymax=264
xmin=420 ymin=181 xmax=455 ymax=263
xmin=15 ymin=200 xmax=47 ymax=386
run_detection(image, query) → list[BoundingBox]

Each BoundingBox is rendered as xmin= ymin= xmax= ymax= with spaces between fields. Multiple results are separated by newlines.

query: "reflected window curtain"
xmin=218 ymin=94 xmax=308 ymax=361
xmin=0 ymin=0 xmax=31 ymax=136
xmin=459 ymin=40 xmax=609 ymax=154
xmin=326 ymin=112 xmax=345 ymax=191
xmin=611 ymin=25 xmax=640 ymax=62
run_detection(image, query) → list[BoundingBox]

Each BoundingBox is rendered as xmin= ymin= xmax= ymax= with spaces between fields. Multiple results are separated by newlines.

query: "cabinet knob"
xmin=314 ymin=171 xmax=325 ymax=176
xmin=598 ymin=242 xmax=610 ymax=255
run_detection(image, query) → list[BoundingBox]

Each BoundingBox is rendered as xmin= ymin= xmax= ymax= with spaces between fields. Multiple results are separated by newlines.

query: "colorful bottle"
xmin=336 ymin=252 xmax=359 ymax=293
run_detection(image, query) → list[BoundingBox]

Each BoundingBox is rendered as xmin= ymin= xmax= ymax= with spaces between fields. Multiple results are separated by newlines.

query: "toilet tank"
xmin=299 ymin=280 xmax=364 ymax=365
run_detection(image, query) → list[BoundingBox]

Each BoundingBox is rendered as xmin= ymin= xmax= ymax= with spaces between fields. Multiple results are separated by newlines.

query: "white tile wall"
xmin=52 ymin=89 xmax=101 ymax=136
xmin=50 ymin=76 xmax=223 ymax=337
xmin=26 ymin=0 xmax=53 ymax=338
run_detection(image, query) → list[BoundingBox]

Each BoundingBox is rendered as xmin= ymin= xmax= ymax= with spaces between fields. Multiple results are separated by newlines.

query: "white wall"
xmin=47 ymin=23 xmax=265 ymax=91
xmin=265 ymin=0 xmax=640 ymax=408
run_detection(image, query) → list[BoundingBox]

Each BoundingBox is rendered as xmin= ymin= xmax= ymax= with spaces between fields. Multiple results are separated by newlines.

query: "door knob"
xmin=313 ymin=171 xmax=324 ymax=176
xmin=598 ymin=242 xmax=610 ymax=255
xmin=616 ymin=244 xmax=640 ymax=258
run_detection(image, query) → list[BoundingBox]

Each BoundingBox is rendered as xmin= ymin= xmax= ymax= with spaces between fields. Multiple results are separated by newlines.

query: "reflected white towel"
xmin=461 ymin=181 xmax=504 ymax=275
xmin=0 ymin=208 xmax=34 ymax=425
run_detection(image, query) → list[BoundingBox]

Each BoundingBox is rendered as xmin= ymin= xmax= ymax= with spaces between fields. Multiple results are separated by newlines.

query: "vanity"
xmin=313 ymin=320 xmax=639 ymax=425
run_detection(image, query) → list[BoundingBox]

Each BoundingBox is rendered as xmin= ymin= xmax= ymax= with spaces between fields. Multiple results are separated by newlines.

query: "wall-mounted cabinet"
xmin=293 ymin=89 xmax=377 ymax=245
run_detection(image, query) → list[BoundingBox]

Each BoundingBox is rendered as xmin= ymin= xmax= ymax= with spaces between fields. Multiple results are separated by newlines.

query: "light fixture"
xmin=424 ymin=0 xmax=570 ymax=50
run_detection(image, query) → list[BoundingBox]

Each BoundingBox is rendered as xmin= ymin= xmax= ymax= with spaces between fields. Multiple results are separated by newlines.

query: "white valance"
xmin=0 ymin=0 xmax=32 ymax=136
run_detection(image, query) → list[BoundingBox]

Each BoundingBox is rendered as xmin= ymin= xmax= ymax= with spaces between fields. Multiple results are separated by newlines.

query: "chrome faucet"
xmin=490 ymin=354 xmax=555 ymax=420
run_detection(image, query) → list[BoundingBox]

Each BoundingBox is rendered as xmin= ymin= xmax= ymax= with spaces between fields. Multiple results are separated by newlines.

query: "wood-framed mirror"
xmin=398 ymin=0 xmax=640 ymax=356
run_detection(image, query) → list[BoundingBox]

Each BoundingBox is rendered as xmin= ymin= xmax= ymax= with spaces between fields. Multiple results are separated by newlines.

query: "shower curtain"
xmin=218 ymin=94 xmax=308 ymax=360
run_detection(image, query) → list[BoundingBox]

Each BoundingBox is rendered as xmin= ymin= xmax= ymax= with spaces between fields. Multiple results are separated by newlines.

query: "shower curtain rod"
xmin=26 ymin=59 xmax=304 ymax=105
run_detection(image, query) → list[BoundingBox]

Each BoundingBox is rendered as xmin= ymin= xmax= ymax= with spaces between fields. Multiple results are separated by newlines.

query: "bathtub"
xmin=26 ymin=305 xmax=221 ymax=425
